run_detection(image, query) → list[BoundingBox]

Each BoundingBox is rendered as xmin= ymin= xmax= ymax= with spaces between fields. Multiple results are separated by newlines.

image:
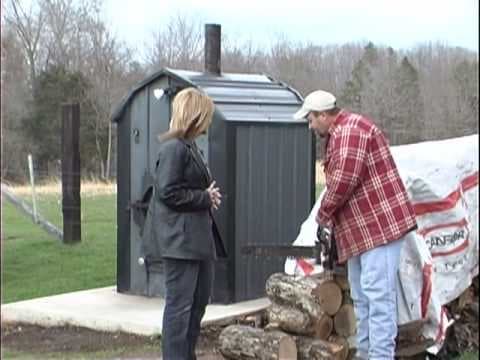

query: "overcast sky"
xmin=103 ymin=0 xmax=478 ymax=56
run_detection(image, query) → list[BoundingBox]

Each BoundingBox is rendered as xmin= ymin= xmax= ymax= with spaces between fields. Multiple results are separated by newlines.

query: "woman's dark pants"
xmin=161 ymin=258 xmax=213 ymax=360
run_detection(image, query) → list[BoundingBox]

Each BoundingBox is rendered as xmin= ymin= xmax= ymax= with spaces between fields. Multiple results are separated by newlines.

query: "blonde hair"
xmin=159 ymin=87 xmax=215 ymax=141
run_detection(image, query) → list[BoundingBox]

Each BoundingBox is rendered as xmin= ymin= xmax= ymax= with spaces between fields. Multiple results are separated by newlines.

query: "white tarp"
xmin=284 ymin=134 xmax=479 ymax=352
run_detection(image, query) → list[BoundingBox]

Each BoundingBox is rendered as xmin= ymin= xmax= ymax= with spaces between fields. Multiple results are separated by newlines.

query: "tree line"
xmin=1 ymin=0 xmax=478 ymax=182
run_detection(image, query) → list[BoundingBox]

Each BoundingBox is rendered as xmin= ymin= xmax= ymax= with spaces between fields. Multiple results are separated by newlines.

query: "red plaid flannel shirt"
xmin=317 ymin=111 xmax=417 ymax=263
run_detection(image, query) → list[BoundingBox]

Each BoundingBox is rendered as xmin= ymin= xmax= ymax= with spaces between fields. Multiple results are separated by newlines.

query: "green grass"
xmin=2 ymin=183 xmax=325 ymax=305
xmin=456 ymin=352 xmax=480 ymax=360
xmin=1 ymin=194 xmax=116 ymax=304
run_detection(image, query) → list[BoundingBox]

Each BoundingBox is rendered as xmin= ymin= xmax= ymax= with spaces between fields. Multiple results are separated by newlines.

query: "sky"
xmin=103 ymin=0 xmax=479 ymax=58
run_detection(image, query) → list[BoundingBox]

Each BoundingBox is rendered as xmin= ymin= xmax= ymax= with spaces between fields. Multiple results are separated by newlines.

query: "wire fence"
xmin=1 ymin=163 xmax=118 ymax=304
xmin=3 ymin=171 xmax=116 ymax=228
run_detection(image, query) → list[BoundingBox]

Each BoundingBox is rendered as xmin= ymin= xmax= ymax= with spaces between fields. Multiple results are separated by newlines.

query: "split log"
xmin=296 ymin=335 xmax=345 ymax=360
xmin=266 ymin=273 xmax=342 ymax=317
xmin=218 ymin=325 xmax=297 ymax=360
xmin=333 ymin=304 xmax=356 ymax=337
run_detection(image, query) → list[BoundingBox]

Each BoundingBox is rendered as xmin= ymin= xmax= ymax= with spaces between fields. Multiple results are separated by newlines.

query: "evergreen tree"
xmin=22 ymin=66 xmax=98 ymax=175
xmin=393 ymin=56 xmax=424 ymax=144
xmin=339 ymin=42 xmax=378 ymax=113
xmin=452 ymin=60 xmax=479 ymax=135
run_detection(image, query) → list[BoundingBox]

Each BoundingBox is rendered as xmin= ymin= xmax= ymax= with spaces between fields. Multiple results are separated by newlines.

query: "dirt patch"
xmin=1 ymin=322 xmax=225 ymax=359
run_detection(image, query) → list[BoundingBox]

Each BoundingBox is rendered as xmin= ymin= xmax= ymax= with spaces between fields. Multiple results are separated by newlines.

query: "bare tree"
xmin=1 ymin=23 xmax=31 ymax=180
xmin=222 ymin=36 xmax=267 ymax=73
xmin=3 ymin=0 xmax=45 ymax=89
xmin=144 ymin=14 xmax=203 ymax=72
xmin=40 ymin=0 xmax=103 ymax=71
xmin=82 ymin=10 xmax=134 ymax=179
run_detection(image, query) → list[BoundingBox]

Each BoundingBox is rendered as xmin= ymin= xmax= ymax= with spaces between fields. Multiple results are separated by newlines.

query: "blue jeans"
xmin=161 ymin=258 xmax=213 ymax=360
xmin=347 ymin=234 xmax=408 ymax=360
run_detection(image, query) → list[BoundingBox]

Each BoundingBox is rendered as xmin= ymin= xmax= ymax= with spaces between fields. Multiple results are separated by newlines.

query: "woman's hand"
xmin=206 ymin=181 xmax=222 ymax=210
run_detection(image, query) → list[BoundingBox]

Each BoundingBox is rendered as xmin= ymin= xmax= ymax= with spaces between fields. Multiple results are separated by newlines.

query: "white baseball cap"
xmin=293 ymin=90 xmax=336 ymax=120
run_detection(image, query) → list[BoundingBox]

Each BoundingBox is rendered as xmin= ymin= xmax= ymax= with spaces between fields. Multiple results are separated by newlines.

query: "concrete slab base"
xmin=1 ymin=286 xmax=270 ymax=336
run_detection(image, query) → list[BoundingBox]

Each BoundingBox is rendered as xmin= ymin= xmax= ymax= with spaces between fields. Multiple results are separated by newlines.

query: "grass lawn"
xmin=2 ymin=182 xmax=323 ymax=305
xmin=1 ymin=191 xmax=117 ymax=304
xmin=456 ymin=353 xmax=480 ymax=360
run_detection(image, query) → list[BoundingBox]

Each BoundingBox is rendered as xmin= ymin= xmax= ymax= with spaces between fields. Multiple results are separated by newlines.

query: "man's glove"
xmin=316 ymin=224 xmax=336 ymax=270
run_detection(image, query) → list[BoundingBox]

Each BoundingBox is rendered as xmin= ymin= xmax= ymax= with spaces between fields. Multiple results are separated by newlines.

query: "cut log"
xmin=296 ymin=335 xmax=345 ymax=360
xmin=333 ymin=304 xmax=356 ymax=337
xmin=334 ymin=273 xmax=350 ymax=291
xmin=311 ymin=278 xmax=343 ymax=315
xmin=265 ymin=273 xmax=326 ymax=319
xmin=395 ymin=337 xmax=435 ymax=357
xmin=397 ymin=319 xmax=428 ymax=343
xmin=267 ymin=302 xmax=333 ymax=339
xmin=266 ymin=273 xmax=342 ymax=317
xmin=328 ymin=335 xmax=349 ymax=360
xmin=267 ymin=303 xmax=313 ymax=335
xmin=218 ymin=324 xmax=297 ymax=360
xmin=456 ymin=286 xmax=474 ymax=312
xmin=313 ymin=314 xmax=334 ymax=340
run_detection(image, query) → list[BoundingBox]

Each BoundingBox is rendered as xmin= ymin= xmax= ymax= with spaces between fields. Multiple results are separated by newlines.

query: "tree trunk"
xmin=333 ymin=304 xmax=356 ymax=337
xmin=218 ymin=325 xmax=297 ymax=360
xmin=295 ymin=335 xmax=346 ymax=360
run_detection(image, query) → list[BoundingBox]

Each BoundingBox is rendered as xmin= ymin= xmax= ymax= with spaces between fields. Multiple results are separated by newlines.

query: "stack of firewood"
xmin=218 ymin=271 xmax=356 ymax=360
xmin=218 ymin=271 xmax=431 ymax=360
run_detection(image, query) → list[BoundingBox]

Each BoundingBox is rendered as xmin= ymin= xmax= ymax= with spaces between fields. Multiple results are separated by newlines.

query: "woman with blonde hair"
xmin=154 ymin=87 xmax=227 ymax=359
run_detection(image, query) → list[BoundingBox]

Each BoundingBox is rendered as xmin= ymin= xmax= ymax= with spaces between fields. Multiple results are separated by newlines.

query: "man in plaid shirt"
xmin=294 ymin=90 xmax=418 ymax=360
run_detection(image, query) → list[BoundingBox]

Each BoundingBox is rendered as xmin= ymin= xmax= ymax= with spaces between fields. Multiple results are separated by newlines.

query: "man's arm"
xmin=316 ymin=127 xmax=369 ymax=225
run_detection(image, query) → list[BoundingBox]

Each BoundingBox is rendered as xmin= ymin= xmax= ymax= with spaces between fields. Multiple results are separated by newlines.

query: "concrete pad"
xmin=1 ymin=286 xmax=270 ymax=336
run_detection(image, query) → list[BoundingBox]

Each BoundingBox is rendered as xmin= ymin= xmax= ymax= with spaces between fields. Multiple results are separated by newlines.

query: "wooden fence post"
xmin=62 ymin=103 xmax=81 ymax=244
